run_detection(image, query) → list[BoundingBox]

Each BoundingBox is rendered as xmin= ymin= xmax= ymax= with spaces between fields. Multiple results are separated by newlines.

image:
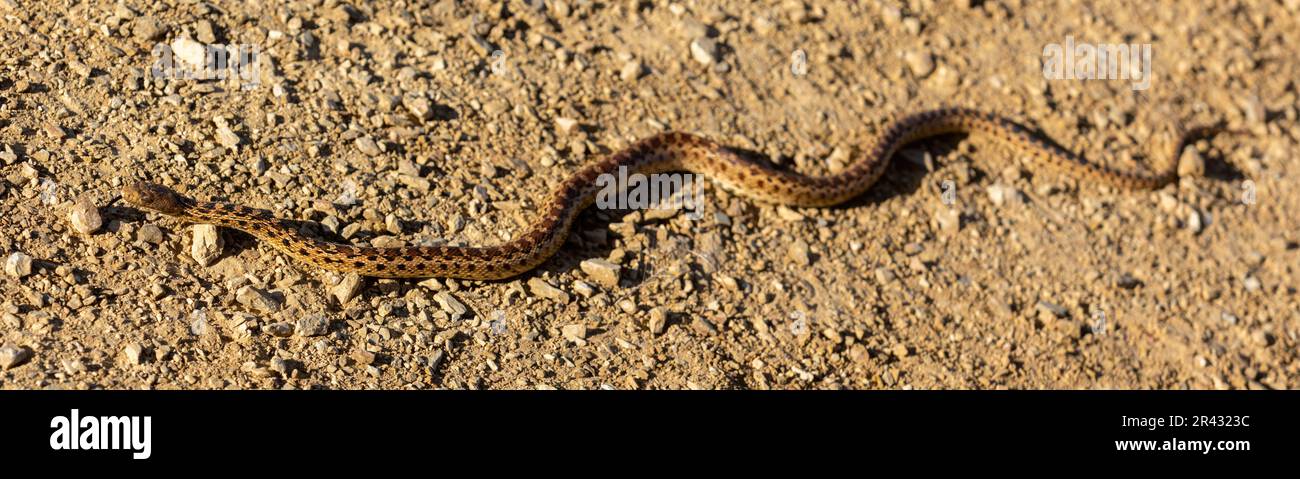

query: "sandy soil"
xmin=0 ymin=0 xmax=1296 ymax=389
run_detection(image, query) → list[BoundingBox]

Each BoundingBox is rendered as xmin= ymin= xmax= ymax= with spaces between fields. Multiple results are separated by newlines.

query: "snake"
xmin=122 ymin=107 xmax=1219 ymax=280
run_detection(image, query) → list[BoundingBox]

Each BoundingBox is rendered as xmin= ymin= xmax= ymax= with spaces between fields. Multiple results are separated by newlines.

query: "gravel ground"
xmin=0 ymin=0 xmax=1296 ymax=389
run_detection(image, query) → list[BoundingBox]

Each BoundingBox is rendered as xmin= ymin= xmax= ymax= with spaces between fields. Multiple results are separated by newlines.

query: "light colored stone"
xmin=5 ymin=251 xmax=33 ymax=278
xmin=555 ymin=117 xmax=580 ymax=135
xmin=579 ymin=258 xmax=621 ymax=288
xmin=689 ymin=37 xmax=719 ymax=65
xmin=561 ymin=323 xmax=587 ymax=341
xmin=171 ymin=36 xmax=207 ymax=69
xmin=620 ymin=60 xmax=643 ymax=82
xmin=68 ymin=197 xmax=103 ymax=234
xmin=648 ymin=307 xmax=668 ymax=335
xmin=0 ymin=344 xmax=31 ymax=370
xmin=904 ymin=49 xmax=935 ymax=77
xmin=433 ymin=292 xmax=468 ymax=320
xmin=190 ymin=224 xmax=224 ymax=266
xmin=332 ymin=273 xmax=364 ymax=304
xmin=987 ymin=183 xmax=1023 ymax=207
xmin=123 ymin=342 xmax=144 ymax=365
xmin=236 ymin=285 xmax=281 ymax=314
xmin=787 ymin=240 xmax=811 ymax=266
xmin=1178 ymin=147 xmax=1205 ymax=178
xmin=529 ymin=278 xmax=570 ymax=303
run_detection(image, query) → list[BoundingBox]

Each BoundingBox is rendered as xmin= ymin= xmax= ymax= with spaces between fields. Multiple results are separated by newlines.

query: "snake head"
xmin=122 ymin=181 xmax=190 ymax=215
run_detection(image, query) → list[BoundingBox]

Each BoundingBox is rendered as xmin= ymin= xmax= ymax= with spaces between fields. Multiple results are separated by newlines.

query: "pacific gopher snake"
xmin=123 ymin=107 xmax=1218 ymax=280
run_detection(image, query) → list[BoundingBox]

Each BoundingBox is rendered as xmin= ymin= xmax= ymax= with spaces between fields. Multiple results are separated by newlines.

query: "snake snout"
xmin=122 ymin=181 xmax=189 ymax=215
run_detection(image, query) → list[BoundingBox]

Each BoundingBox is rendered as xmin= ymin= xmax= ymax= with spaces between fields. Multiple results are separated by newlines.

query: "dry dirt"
xmin=1 ymin=0 xmax=1297 ymax=390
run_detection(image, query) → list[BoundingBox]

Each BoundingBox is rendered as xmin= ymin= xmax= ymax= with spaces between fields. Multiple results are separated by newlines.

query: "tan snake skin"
xmin=123 ymin=107 xmax=1213 ymax=280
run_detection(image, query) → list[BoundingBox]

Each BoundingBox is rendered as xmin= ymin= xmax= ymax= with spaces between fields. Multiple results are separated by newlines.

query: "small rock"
xmin=648 ymin=307 xmax=669 ymax=335
xmin=873 ymin=267 xmax=896 ymax=283
xmin=987 ymin=183 xmax=1023 ymax=207
xmin=0 ymin=344 xmax=31 ymax=370
xmin=295 ymin=315 xmax=330 ymax=336
xmin=904 ymin=49 xmax=935 ymax=77
xmin=5 ymin=251 xmax=33 ymax=278
xmin=620 ymin=60 xmax=644 ymax=82
xmin=935 ymin=208 xmax=961 ymax=234
xmin=332 ymin=273 xmax=364 ymax=304
xmin=555 ymin=117 xmax=580 ymax=135
xmin=403 ymin=93 xmax=434 ymax=121
xmin=236 ymin=285 xmax=281 ymax=314
xmin=190 ymin=224 xmax=224 ymax=266
xmin=133 ymin=15 xmax=166 ymax=41
xmin=122 ymin=342 xmax=144 ymax=365
xmin=1116 ymin=273 xmax=1142 ymax=289
xmin=1243 ymin=275 xmax=1262 ymax=292
xmin=1177 ymin=147 xmax=1205 ymax=177
xmin=214 ymin=122 xmax=240 ymax=149
xmin=68 ymin=197 xmax=103 ymax=234
xmin=689 ymin=37 xmax=720 ymax=65
xmin=776 ymin=205 xmax=805 ymax=222
xmin=787 ymin=240 xmax=811 ymax=266
xmin=171 ymin=37 xmax=207 ymax=69
xmin=528 ymin=277 xmax=570 ymax=303
xmin=1186 ymin=209 xmax=1204 ymax=233
xmin=355 ymin=136 xmax=382 ymax=156
xmin=579 ymin=258 xmax=621 ymax=288
xmin=433 ymin=292 xmax=468 ymax=320
xmin=1035 ymin=301 xmax=1069 ymax=320
xmin=266 ymin=322 xmax=294 ymax=337
xmin=561 ymin=323 xmax=587 ymax=342
xmin=136 ymin=224 xmax=165 ymax=244
xmin=351 ymin=349 xmax=376 ymax=365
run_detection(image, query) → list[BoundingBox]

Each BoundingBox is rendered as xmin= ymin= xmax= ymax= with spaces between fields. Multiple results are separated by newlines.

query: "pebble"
xmin=528 ymin=278 xmax=570 ymax=303
xmin=266 ymin=322 xmax=294 ymax=337
xmin=555 ymin=117 xmax=580 ymax=135
xmin=572 ymin=280 xmax=596 ymax=298
xmin=986 ymin=183 xmax=1022 ymax=207
xmin=136 ymin=224 xmax=165 ymax=244
xmin=332 ymin=273 xmax=364 ymax=304
xmin=355 ymin=136 xmax=382 ymax=156
xmin=1186 ymin=209 xmax=1204 ymax=233
xmin=1243 ymin=275 xmax=1262 ymax=292
xmin=351 ymin=349 xmax=376 ymax=365
xmin=68 ymin=196 xmax=103 ymax=234
xmin=689 ymin=37 xmax=720 ymax=65
xmin=236 ymin=285 xmax=281 ymax=314
xmin=776 ymin=205 xmax=805 ymax=222
xmin=133 ymin=15 xmax=166 ymax=41
xmin=214 ymin=122 xmax=240 ymax=149
xmin=873 ymin=267 xmax=896 ymax=283
xmin=935 ymin=208 xmax=961 ymax=234
xmin=620 ymin=60 xmax=643 ymax=82
xmin=190 ymin=224 xmax=224 ymax=266
xmin=403 ymin=93 xmax=434 ymax=121
xmin=1116 ymin=273 xmax=1142 ymax=289
xmin=648 ymin=307 xmax=668 ymax=335
xmin=295 ymin=315 xmax=330 ymax=336
xmin=1035 ymin=301 xmax=1069 ymax=320
xmin=904 ymin=49 xmax=935 ymax=77
xmin=0 ymin=344 xmax=31 ymax=369
xmin=171 ymin=37 xmax=207 ymax=69
xmin=433 ymin=292 xmax=468 ymax=320
xmin=561 ymin=324 xmax=587 ymax=342
xmin=5 ymin=251 xmax=33 ymax=278
xmin=787 ymin=240 xmax=811 ymax=266
xmin=123 ymin=342 xmax=144 ymax=365
xmin=579 ymin=258 xmax=621 ymax=288
xmin=1177 ymin=147 xmax=1205 ymax=177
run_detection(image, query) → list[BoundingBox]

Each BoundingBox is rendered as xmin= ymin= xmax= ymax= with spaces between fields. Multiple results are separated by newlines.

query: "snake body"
xmin=123 ymin=107 xmax=1206 ymax=280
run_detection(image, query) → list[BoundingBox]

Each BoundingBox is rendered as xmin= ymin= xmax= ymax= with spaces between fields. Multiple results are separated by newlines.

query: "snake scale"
xmin=123 ymin=107 xmax=1215 ymax=280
